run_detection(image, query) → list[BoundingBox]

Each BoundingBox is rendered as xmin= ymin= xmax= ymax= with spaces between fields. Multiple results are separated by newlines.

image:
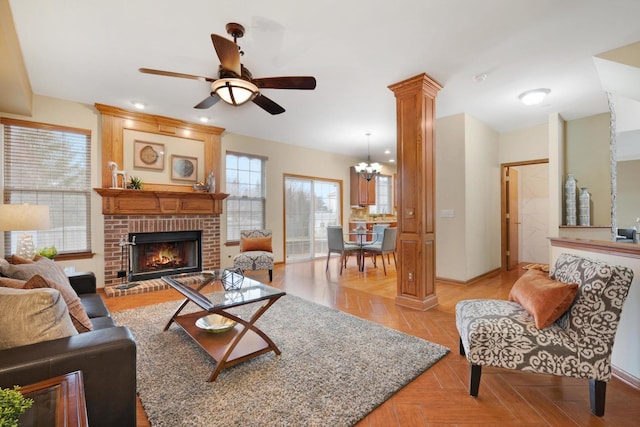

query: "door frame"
xmin=500 ymin=158 xmax=549 ymax=270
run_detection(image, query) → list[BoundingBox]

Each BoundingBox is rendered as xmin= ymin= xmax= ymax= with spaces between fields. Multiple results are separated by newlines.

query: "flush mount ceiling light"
xmin=354 ymin=133 xmax=382 ymax=181
xmin=131 ymin=101 xmax=146 ymax=110
xmin=210 ymin=78 xmax=259 ymax=106
xmin=519 ymin=88 xmax=550 ymax=106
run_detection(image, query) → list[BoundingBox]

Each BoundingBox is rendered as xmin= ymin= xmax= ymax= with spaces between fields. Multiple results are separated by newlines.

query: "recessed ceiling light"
xmin=199 ymin=116 xmax=209 ymax=123
xmin=132 ymin=101 xmax=146 ymax=110
xmin=384 ymin=149 xmax=391 ymax=155
xmin=518 ymin=88 xmax=550 ymax=106
xmin=389 ymin=159 xmax=395 ymax=163
xmin=473 ymin=73 xmax=488 ymax=83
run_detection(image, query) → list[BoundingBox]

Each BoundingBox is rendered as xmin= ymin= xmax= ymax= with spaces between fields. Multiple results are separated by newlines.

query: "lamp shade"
xmin=0 ymin=204 xmax=50 ymax=231
xmin=211 ymin=78 xmax=259 ymax=106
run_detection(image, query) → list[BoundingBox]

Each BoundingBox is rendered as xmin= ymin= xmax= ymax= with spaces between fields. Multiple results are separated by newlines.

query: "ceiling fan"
xmin=139 ymin=23 xmax=316 ymax=115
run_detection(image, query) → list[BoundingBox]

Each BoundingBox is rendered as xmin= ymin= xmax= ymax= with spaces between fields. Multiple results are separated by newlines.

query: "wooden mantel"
xmin=94 ymin=188 xmax=229 ymax=215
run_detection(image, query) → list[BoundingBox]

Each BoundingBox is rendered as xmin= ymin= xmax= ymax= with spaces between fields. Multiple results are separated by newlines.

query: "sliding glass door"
xmin=284 ymin=175 xmax=341 ymax=262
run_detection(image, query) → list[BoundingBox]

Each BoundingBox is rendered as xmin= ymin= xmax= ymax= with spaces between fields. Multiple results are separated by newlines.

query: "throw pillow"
xmin=0 ymin=256 xmax=69 ymax=286
xmin=508 ymin=269 xmax=578 ymax=329
xmin=0 ymin=287 xmax=78 ymax=350
xmin=241 ymin=236 xmax=273 ymax=252
xmin=10 ymin=254 xmax=35 ymax=264
xmin=24 ymin=274 xmax=93 ymax=333
xmin=0 ymin=277 xmax=27 ymax=289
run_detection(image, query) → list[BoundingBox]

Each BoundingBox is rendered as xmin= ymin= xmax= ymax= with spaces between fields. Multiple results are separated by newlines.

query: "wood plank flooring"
xmin=102 ymin=257 xmax=640 ymax=426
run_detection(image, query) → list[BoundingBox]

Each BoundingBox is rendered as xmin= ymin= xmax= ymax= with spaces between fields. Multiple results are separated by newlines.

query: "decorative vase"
xmin=206 ymin=171 xmax=216 ymax=193
xmin=579 ymin=187 xmax=591 ymax=226
xmin=564 ymin=174 xmax=577 ymax=226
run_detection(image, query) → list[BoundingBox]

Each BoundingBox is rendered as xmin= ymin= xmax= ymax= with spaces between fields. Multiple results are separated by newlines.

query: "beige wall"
xmin=218 ymin=132 xmax=397 ymax=268
xmin=435 ymin=113 xmax=500 ymax=281
xmin=565 ymin=113 xmax=611 ymax=226
xmin=499 ymin=122 xmax=549 ymax=163
xmin=617 ymin=159 xmax=640 ymax=229
xmin=435 ymin=114 xmax=466 ymax=280
xmin=464 ymin=115 xmax=501 ymax=278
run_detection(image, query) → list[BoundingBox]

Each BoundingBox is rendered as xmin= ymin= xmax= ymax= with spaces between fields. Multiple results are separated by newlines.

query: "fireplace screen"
xmin=129 ymin=230 xmax=202 ymax=281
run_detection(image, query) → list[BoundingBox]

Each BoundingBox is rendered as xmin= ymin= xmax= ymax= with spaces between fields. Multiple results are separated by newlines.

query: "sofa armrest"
xmin=67 ymin=271 xmax=96 ymax=294
xmin=0 ymin=327 xmax=137 ymax=427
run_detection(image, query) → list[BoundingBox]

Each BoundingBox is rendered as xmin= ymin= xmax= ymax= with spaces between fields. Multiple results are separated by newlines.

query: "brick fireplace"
xmin=95 ymin=185 xmax=228 ymax=297
xmin=102 ymin=214 xmax=220 ymax=295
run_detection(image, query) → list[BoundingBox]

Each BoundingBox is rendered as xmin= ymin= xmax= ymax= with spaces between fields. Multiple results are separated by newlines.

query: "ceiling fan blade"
xmin=194 ymin=95 xmax=220 ymax=109
xmin=253 ymin=76 xmax=317 ymax=90
xmin=211 ymin=34 xmax=241 ymax=76
xmin=139 ymin=68 xmax=215 ymax=82
xmin=252 ymin=94 xmax=285 ymax=115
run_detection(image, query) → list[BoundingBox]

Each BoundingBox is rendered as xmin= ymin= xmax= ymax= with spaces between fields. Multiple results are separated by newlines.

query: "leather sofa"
xmin=0 ymin=272 xmax=137 ymax=427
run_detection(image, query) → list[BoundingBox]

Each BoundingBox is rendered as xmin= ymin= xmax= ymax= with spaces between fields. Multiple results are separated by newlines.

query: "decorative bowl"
xmin=195 ymin=314 xmax=236 ymax=333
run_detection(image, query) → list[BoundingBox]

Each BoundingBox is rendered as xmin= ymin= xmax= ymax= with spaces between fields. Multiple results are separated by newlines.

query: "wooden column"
xmin=388 ymin=73 xmax=442 ymax=310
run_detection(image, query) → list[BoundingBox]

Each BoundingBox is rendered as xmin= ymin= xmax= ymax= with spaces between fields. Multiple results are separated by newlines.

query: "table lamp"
xmin=0 ymin=203 xmax=50 ymax=259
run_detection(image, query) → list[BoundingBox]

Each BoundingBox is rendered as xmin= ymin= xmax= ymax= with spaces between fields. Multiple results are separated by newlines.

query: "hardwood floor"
xmin=102 ymin=257 xmax=640 ymax=426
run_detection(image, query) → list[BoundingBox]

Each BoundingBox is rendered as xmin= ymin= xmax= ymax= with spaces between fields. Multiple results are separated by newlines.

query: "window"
xmin=284 ymin=175 xmax=341 ymax=261
xmin=2 ymin=118 xmax=92 ymax=255
xmin=369 ymin=174 xmax=392 ymax=215
xmin=225 ymin=152 xmax=266 ymax=242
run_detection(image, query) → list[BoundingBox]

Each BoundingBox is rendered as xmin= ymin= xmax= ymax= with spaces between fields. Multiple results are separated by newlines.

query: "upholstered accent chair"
xmin=233 ymin=230 xmax=274 ymax=282
xmin=362 ymin=227 xmax=397 ymax=275
xmin=456 ymin=253 xmax=634 ymax=416
xmin=326 ymin=225 xmax=361 ymax=275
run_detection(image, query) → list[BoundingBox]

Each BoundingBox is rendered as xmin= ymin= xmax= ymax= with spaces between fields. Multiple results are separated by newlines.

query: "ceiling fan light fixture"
xmin=211 ymin=78 xmax=259 ymax=106
xmin=519 ymin=88 xmax=550 ymax=106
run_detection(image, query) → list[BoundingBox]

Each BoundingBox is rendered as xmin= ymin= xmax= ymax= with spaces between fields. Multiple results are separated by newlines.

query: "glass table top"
xmin=161 ymin=271 xmax=285 ymax=311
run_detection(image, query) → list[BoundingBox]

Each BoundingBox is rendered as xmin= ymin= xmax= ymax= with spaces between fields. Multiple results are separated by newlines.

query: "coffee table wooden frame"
xmin=162 ymin=273 xmax=285 ymax=381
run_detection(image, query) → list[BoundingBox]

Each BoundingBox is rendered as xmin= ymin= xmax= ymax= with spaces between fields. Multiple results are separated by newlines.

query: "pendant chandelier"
xmin=354 ymin=133 xmax=382 ymax=181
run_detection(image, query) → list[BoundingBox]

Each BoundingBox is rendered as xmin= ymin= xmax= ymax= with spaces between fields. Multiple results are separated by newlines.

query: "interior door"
xmin=506 ymin=167 xmax=520 ymax=270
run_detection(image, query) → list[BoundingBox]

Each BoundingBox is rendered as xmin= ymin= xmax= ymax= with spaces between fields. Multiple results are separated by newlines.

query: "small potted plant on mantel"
xmin=0 ymin=386 xmax=34 ymax=427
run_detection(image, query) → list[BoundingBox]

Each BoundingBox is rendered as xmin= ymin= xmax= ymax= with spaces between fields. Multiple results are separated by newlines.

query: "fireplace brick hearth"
xmin=103 ymin=214 xmax=220 ymax=296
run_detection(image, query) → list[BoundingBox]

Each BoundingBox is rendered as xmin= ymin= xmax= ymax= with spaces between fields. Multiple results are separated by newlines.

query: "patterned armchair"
xmin=456 ymin=253 xmax=634 ymax=416
xmin=233 ymin=230 xmax=274 ymax=282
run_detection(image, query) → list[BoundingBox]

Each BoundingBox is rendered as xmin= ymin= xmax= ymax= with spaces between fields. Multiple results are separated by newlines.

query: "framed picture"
xmin=171 ymin=155 xmax=198 ymax=182
xmin=134 ymin=141 xmax=164 ymax=170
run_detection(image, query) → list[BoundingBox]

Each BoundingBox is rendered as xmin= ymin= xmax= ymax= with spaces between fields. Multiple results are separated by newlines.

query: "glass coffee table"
xmin=161 ymin=271 xmax=286 ymax=381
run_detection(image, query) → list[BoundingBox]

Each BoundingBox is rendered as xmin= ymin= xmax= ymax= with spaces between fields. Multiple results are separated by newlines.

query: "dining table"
xmin=348 ymin=230 xmax=374 ymax=271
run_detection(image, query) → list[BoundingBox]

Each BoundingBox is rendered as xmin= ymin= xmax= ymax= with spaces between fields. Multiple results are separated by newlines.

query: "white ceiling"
xmin=5 ymin=0 xmax=640 ymax=163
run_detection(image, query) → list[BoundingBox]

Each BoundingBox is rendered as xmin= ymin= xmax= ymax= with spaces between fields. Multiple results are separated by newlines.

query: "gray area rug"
xmin=112 ymin=294 xmax=449 ymax=426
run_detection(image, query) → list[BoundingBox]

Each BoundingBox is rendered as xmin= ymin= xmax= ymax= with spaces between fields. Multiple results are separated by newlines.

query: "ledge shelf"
xmin=94 ymin=188 xmax=229 ymax=215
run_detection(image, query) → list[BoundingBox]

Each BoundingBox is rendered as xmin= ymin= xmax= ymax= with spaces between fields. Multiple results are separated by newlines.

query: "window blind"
xmin=225 ymin=152 xmax=266 ymax=241
xmin=2 ymin=118 xmax=92 ymax=255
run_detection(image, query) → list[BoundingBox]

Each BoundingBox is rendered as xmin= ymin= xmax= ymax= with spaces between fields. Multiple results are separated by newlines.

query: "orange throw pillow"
xmin=508 ymin=269 xmax=578 ymax=329
xmin=241 ymin=236 xmax=272 ymax=252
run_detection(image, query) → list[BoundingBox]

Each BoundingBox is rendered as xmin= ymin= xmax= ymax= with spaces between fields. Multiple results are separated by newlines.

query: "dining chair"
xmin=362 ymin=227 xmax=397 ymax=275
xmin=326 ymin=225 xmax=361 ymax=275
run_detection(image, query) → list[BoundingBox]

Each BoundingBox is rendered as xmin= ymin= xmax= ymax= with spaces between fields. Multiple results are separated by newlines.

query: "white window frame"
xmin=225 ymin=151 xmax=266 ymax=242
xmin=2 ymin=118 xmax=92 ymax=256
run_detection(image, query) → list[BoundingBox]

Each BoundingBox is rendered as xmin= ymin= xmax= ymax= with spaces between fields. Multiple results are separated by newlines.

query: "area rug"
xmin=112 ymin=294 xmax=449 ymax=426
